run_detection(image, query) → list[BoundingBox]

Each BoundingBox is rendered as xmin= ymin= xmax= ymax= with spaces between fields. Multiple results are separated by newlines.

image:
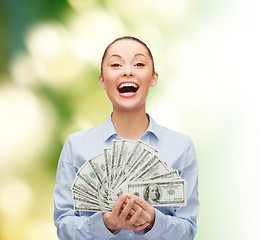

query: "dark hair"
xmin=100 ymin=36 xmax=155 ymax=74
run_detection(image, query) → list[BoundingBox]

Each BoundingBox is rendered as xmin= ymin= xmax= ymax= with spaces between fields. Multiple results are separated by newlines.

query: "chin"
xmin=114 ymin=102 xmax=145 ymax=112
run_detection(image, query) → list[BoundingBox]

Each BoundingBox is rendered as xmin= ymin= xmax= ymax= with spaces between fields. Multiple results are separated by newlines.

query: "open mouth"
xmin=118 ymin=82 xmax=139 ymax=95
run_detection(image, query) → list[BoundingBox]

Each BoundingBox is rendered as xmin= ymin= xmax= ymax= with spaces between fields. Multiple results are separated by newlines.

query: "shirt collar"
xmin=145 ymin=114 xmax=160 ymax=140
xmin=102 ymin=113 xmax=160 ymax=142
xmin=103 ymin=114 xmax=118 ymax=142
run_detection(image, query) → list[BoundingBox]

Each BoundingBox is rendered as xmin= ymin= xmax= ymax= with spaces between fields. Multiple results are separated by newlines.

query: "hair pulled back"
xmin=100 ymin=36 xmax=155 ymax=74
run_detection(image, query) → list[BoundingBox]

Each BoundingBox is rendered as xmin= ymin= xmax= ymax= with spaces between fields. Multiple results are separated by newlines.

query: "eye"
xmin=111 ymin=63 xmax=121 ymax=67
xmin=135 ymin=62 xmax=145 ymax=67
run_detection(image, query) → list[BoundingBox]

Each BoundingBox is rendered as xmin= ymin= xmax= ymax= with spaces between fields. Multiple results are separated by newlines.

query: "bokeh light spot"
xmin=0 ymin=178 xmax=34 ymax=218
xmin=0 ymin=85 xmax=54 ymax=170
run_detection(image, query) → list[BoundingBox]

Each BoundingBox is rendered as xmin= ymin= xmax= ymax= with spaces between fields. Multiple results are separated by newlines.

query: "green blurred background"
xmin=0 ymin=0 xmax=261 ymax=239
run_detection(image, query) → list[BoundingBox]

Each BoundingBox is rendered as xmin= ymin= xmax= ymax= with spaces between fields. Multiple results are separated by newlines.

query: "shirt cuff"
xmin=89 ymin=212 xmax=117 ymax=238
xmin=142 ymin=209 xmax=167 ymax=239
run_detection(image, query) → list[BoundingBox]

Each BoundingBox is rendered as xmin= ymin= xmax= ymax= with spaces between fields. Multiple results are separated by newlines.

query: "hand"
xmin=102 ymin=193 xmax=150 ymax=232
xmin=125 ymin=194 xmax=156 ymax=230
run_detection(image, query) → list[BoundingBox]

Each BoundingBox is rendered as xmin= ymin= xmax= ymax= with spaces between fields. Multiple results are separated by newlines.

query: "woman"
xmin=54 ymin=36 xmax=199 ymax=239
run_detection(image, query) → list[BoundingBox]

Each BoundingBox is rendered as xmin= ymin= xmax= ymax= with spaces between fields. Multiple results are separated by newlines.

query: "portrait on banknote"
xmin=143 ymin=183 xmax=161 ymax=205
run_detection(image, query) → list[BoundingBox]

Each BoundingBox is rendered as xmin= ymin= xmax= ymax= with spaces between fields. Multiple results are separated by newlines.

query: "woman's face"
xmin=99 ymin=39 xmax=158 ymax=112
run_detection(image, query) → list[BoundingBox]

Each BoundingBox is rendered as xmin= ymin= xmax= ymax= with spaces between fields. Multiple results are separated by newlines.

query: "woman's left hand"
xmin=123 ymin=194 xmax=156 ymax=230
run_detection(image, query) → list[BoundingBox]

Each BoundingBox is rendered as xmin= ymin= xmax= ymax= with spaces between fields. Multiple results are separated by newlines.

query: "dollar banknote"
xmin=71 ymin=139 xmax=186 ymax=212
xmin=126 ymin=179 xmax=186 ymax=206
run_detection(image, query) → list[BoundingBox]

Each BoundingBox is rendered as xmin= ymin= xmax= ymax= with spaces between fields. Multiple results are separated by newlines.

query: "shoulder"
xmin=67 ymin=123 xmax=104 ymax=143
xmin=59 ymin=122 xmax=108 ymax=167
xmin=150 ymin=117 xmax=195 ymax=160
xmin=159 ymin=124 xmax=190 ymax=140
xmin=151 ymin=120 xmax=197 ymax=170
xmin=64 ymin=123 xmax=106 ymax=159
xmin=152 ymin=118 xmax=193 ymax=147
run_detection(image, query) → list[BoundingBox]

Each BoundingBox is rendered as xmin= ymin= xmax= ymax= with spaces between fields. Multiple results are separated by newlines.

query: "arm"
xmin=53 ymin=137 xmax=116 ymax=240
xmin=139 ymin=138 xmax=199 ymax=240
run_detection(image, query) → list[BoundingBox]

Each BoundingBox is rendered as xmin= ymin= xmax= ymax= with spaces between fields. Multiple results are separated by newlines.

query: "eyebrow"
xmin=108 ymin=53 xmax=148 ymax=59
xmin=134 ymin=53 xmax=147 ymax=58
xmin=108 ymin=54 xmax=122 ymax=59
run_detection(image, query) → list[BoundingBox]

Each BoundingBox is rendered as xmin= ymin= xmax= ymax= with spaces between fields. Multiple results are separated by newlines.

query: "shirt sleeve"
xmin=53 ymin=136 xmax=117 ymax=240
xmin=142 ymin=138 xmax=199 ymax=240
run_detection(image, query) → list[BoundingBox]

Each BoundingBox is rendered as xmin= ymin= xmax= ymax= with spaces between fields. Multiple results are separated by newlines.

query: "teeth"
xmin=119 ymin=83 xmax=138 ymax=89
xmin=121 ymin=92 xmax=134 ymax=96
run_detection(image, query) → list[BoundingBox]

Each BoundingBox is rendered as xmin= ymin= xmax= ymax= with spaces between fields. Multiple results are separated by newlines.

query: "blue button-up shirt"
xmin=54 ymin=114 xmax=199 ymax=239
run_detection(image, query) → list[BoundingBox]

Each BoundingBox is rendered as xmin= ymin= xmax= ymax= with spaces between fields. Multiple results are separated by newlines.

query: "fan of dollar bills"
xmin=72 ymin=139 xmax=187 ymax=212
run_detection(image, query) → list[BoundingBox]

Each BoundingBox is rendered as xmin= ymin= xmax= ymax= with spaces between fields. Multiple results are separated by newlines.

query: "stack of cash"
xmin=72 ymin=139 xmax=187 ymax=212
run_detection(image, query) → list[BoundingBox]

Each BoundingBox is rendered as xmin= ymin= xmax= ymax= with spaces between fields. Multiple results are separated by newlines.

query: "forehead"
xmin=106 ymin=39 xmax=150 ymax=58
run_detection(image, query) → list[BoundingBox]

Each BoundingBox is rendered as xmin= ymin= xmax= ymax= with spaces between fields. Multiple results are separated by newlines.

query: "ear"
xmin=150 ymin=72 xmax=158 ymax=87
xmin=99 ymin=75 xmax=106 ymax=89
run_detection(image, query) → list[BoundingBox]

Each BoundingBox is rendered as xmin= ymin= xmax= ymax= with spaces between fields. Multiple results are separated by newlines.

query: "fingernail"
xmin=126 ymin=193 xmax=130 ymax=197
xmin=122 ymin=193 xmax=126 ymax=198
xmin=130 ymin=198 xmax=135 ymax=203
xmin=138 ymin=208 xmax=143 ymax=213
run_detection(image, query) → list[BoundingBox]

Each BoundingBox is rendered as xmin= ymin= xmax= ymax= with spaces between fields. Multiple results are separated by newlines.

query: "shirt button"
xmin=129 ymin=232 xmax=133 ymax=237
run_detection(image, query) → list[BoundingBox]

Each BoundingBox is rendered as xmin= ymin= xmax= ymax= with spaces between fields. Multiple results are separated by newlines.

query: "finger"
xmin=112 ymin=193 xmax=130 ymax=216
xmin=133 ymin=221 xmax=146 ymax=227
xmin=124 ymin=197 xmax=152 ymax=224
xmin=118 ymin=210 xmax=133 ymax=220
xmin=126 ymin=208 xmax=145 ymax=225
xmin=119 ymin=208 xmax=136 ymax=218
xmin=131 ymin=194 xmax=153 ymax=211
xmin=130 ymin=194 xmax=147 ymax=207
xmin=133 ymin=219 xmax=147 ymax=227
xmin=121 ymin=203 xmax=136 ymax=216
xmin=130 ymin=194 xmax=155 ymax=222
xmin=129 ymin=222 xmax=150 ymax=232
xmin=128 ymin=207 xmax=143 ymax=225
xmin=128 ymin=208 xmax=136 ymax=216
xmin=123 ymin=200 xmax=141 ymax=212
xmin=120 ymin=204 xmax=134 ymax=219
xmin=124 ymin=198 xmax=151 ymax=223
xmin=120 ymin=197 xmax=135 ymax=221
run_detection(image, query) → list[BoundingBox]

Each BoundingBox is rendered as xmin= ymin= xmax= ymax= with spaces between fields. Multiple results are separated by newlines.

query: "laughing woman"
xmin=54 ymin=36 xmax=199 ymax=240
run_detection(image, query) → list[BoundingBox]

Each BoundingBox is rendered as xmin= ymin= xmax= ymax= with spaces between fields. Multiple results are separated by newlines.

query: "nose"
xmin=123 ymin=64 xmax=133 ymax=77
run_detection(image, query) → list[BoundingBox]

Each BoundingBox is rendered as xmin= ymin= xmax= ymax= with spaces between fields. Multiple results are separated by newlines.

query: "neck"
xmin=111 ymin=107 xmax=149 ymax=140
